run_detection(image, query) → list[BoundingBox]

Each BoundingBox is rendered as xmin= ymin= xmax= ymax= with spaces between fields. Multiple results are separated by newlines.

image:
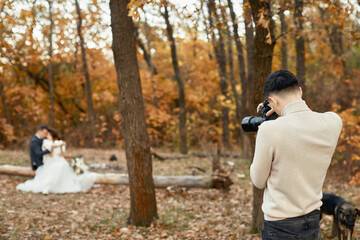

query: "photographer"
xmin=250 ymin=70 xmax=342 ymax=239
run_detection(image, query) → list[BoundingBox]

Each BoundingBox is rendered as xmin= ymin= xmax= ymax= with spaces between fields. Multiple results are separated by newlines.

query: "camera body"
xmin=241 ymin=99 xmax=278 ymax=132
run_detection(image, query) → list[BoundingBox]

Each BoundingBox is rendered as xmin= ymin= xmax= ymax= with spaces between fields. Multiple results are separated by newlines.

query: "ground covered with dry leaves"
xmin=0 ymin=148 xmax=359 ymax=239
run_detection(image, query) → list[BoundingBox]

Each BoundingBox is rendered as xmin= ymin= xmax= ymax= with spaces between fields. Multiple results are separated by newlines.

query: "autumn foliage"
xmin=0 ymin=0 xmax=359 ymax=178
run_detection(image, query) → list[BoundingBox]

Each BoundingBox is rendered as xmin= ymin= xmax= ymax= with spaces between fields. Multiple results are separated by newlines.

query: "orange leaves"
xmin=334 ymin=104 xmax=360 ymax=182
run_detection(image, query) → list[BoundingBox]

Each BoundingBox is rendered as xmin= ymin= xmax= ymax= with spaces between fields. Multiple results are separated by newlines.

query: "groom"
xmin=30 ymin=125 xmax=53 ymax=170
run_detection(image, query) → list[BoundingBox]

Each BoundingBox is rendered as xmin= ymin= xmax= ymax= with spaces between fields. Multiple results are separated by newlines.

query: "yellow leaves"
xmin=0 ymin=118 xmax=16 ymax=143
xmin=256 ymin=10 xmax=272 ymax=45
xmin=335 ymin=103 xmax=360 ymax=184
xmin=257 ymin=10 xmax=269 ymax=29
xmin=146 ymin=108 xmax=174 ymax=128
xmin=113 ymin=113 xmax=121 ymax=122
xmin=217 ymin=95 xmax=232 ymax=109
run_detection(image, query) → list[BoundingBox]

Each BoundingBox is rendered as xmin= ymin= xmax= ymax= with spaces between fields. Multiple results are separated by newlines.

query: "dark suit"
xmin=30 ymin=135 xmax=50 ymax=170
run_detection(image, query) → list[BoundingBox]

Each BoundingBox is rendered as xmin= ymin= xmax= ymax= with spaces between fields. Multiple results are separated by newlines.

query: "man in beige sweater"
xmin=251 ymin=70 xmax=342 ymax=239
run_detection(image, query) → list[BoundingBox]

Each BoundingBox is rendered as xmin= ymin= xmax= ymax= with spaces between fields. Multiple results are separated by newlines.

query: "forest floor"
xmin=0 ymin=148 xmax=359 ymax=240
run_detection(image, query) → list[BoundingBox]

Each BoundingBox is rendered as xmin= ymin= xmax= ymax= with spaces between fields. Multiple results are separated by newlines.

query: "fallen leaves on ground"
xmin=0 ymin=148 xmax=359 ymax=239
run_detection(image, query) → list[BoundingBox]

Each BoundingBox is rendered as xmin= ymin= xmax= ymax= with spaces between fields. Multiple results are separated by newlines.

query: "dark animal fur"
xmin=320 ymin=192 xmax=360 ymax=240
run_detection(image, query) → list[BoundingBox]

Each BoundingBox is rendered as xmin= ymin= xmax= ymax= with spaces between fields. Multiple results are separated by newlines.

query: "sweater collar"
xmin=281 ymin=100 xmax=310 ymax=116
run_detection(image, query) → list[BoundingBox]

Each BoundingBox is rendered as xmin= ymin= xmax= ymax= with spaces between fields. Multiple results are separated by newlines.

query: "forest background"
xmin=0 ymin=0 xmax=360 ymax=184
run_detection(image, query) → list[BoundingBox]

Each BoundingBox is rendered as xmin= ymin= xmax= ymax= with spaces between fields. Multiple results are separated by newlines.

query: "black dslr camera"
xmin=241 ymin=99 xmax=278 ymax=132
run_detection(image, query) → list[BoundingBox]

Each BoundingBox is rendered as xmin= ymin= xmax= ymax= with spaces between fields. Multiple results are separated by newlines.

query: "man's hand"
xmin=257 ymin=102 xmax=275 ymax=117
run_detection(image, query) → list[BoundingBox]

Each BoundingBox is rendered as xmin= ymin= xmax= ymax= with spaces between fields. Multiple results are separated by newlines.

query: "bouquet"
xmin=70 ymin=156 xmax=89 ymax=175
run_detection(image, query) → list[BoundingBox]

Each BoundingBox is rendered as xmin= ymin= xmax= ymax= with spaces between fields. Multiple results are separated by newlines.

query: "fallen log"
xmin=151 ymin=151 xmax=242 ymax=161
xmin=0 ymin=165 xmax=232 ymax=189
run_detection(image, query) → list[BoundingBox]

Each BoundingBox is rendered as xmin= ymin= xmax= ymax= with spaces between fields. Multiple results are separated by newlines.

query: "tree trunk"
xmin=135 ymin=24 xmax=158 ymax=75
xmin=144 ymin=17 xmax=160 ymax=109
xmin=48 ymin=0 xmax=55 ymax=127
xmin=228 ymin=0 xmax=247 ymax=112
xmin=135 ymin=23 xmax=159 ymax=109
xmin=208 ymin=0 xmax=230 ymax=150
xmin=279 ymin=4 xmax=287 ymax=69
xmin=249 ymin=0 xmax=276 ymax=232
xmin=244 ymin=0 xmax=255 ymax=112
xmin=223 ymin=5 xmax=242 ymax=141
xmin=201 ymin=1 xmax=213 ymax=60
xmin=243 ymin=0 xmax=255 ymax=158
xmin=0 ymin=81 xmax=10 ymax=124
xmin=110 ymin=0 xmax=157 ymax=226
xmin=294 ymin=0 xmax=306 ymax=94
xmin=75 ymin=0 xmax=96 ymax=147
xmin=162 ymin=5 xmax=188 ymax=154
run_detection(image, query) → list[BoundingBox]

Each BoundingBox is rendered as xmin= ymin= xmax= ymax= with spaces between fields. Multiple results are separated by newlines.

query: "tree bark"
xmin=279 ymin=3 xmax=287 ymax=69
xmin=110 ymin=0 xmax=157 ymax=226
xmin=226 ymin=0 xmax=246 ymax=142
xmin=207 ymin=0 xmax=230 ymax=150
xmin=143 ymin=17 xmax=160 ymax=109
xmin=222 ymin=5 xmax=242 ymax=141
xmin=228 ymin=0 xmax=247 ymax=114
xmin=135 ymin=26 xmax=158 ymax=76
xmin=75 ymin=0 xmax=96 ymax=147
xmin=0 ymin=81 xmax=10 ymax=124
xmin=244 ymin=0 xmax=255 ymax=112
xmin=242 ymin=0 xmax=255 ymax=158
xmin=294 ymin=0 xmax=306 ymax=94
xmin=135 ymin=24 xmax=159 ymax=108
xmin=162 ymin=4 xmax=188 ymax=154
xmin=48 ymin=0 xmax=55 ymax=127
xmin=249 ymin=0 xmax=276 ymax=232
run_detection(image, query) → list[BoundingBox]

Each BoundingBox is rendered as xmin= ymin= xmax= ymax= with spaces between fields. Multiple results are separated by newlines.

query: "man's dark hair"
xmin=37 ymin=124 xmax=49 ymax=131
xmin=264 ymin=70 xmax=299 ymax=98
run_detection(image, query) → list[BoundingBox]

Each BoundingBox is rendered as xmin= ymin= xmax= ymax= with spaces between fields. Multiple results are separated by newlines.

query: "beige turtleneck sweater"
xmin=250 ymin=100 xmax=342 ymax=221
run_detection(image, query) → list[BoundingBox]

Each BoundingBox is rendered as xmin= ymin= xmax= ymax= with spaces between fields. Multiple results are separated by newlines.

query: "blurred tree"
xmin=279 ymin=0 xmax=288 ymax=69
xmin=294 ymin=0 xmax=306 ymax=94
xmin=249 ymin=0 xmax=276 ymax=232
xmin=226 ymin=0 xmax=245 ymax=142
xmin=0 ymin=80 xmax=10 ymax=125
xmin=162 ymin=2 xmax=188 ymax=154
xmin=208 ymin=0 xmax=230 ymax=150
xmin=75 ymin=0 xmax=96 ymax=146
xmin=244 ymin=0 xmax=254 ymax=112
xmin=47 ymin=0 xmax=55 ymax=127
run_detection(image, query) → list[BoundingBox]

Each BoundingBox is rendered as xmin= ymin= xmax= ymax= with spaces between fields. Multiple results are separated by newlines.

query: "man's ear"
xmin=268 ymin=96 xmax=278 ymax=106
xmin=299 ymin=87 xmax=303 ymax=97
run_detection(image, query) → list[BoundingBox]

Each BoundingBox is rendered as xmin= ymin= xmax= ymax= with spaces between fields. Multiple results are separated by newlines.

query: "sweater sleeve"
xmin=250 ymin=123 xmax=274 ymax=189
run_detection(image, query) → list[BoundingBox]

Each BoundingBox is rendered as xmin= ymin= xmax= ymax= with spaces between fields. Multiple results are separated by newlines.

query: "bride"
xmin=17 ymin=129 xmax=97 ymax=194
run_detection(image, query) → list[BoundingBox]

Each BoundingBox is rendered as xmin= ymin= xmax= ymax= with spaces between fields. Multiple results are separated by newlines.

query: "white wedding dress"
xmin=16 ymin=139 xmax=97 ymax=194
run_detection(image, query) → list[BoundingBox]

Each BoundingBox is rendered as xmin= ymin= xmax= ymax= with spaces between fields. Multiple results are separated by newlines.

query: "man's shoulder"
xmin=323 ymin=111 xmax=341 ymax=120
xmin=320 ymin=111 xmax=343 ymax=129
xmin=258 ymin=119 xmax=280 ymax=135
xmin=30 ymin=135 xmax=42 ymax=144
